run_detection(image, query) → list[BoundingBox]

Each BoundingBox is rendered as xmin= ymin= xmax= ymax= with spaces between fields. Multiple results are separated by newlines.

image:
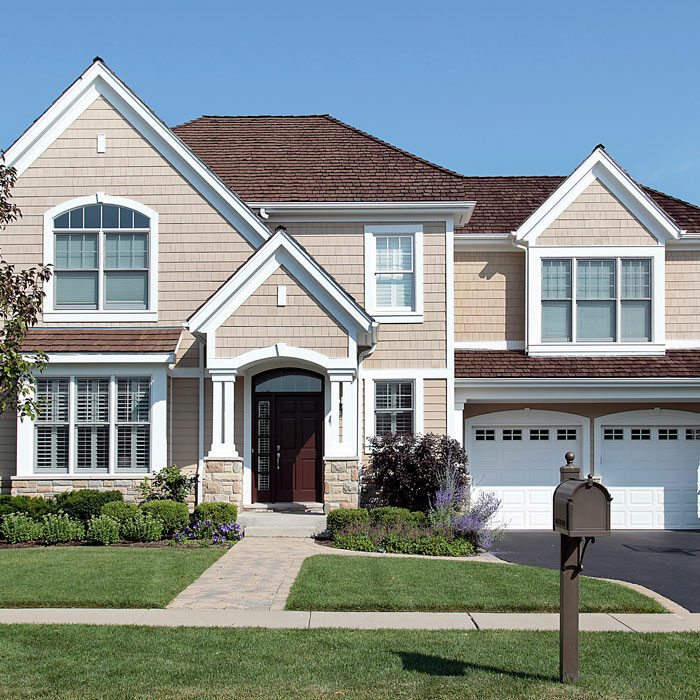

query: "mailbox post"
xmin=553 ymin=452 xmax=612 ymax=684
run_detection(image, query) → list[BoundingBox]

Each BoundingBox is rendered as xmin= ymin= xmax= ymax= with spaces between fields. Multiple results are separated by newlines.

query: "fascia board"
xmin=4 ymin=62 xmax=270 ymax=248
xmin=515 ymin=149 xmax=680 ymax=244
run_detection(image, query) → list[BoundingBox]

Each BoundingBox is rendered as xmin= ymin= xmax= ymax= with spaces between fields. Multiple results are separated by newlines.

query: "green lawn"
xmin=0 ymin=625 xmax=697 ymax=699
xmin=285 ymin=555 xmax=666 ymax=613
xmin=0 ymin=546 xmax=225 ymax=608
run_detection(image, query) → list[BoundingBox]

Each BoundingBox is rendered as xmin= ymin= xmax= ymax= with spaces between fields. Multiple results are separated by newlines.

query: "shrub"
xmin=174 ymin=520 xmax=243 ymax=544
xmin=192 ymin=502 xmax=238 ymax=525
xmin=138 ymin=465 xmax=196 ymax=503
xmin=332 ymin=522 xmax=476 ymax=557
xmin=140 ymin=499 xmax=189 ymax=536
xmin=367 ymin=433 xmax=469 ymax=512
xmin=54 ymin=489 xmax=123 ymax=522
xmin=0 ymin=513 xmax=42 ymax=543
xmin=0 ymin=495 xmax=58 ymax=520
xmin=326 ymin=508 xmax=369 ymax=537
xmin=86 ymin=516 xmax=121 ymax=545
xmin=101 ymin=501 xmax=139 ymax=523
xmin=121 ymin=513 xmax=163 ymax=542
xmin=41 ymin=513 xmax=85 ymax=544
xmin=368 ymin=506 xmax=427 ymax=527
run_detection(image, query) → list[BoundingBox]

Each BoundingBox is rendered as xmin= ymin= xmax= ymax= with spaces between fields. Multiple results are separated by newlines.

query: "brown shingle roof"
xmin=22 ymin=328 xmax=181 ymax=354
xmin=455 ymin=350 xmax=700 ymax=378
xmin=172 ymin=115 xmax=700 ymax=235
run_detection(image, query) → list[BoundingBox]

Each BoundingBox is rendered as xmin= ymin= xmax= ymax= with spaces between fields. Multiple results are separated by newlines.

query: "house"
xmin=2 ymin=58 xmax=700 ymax=529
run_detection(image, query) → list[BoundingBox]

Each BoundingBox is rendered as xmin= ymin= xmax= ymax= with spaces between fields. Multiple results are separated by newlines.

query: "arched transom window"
xmin=52 ymin=204 xmax=151 ymax=310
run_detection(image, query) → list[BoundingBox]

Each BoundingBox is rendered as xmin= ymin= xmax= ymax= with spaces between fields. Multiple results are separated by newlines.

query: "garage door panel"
xmin=601 ymin=422 xmax=700 ymax=530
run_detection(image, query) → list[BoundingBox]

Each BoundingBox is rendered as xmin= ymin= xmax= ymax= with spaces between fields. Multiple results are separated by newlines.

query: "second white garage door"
xmin=467 ymin=410 xmax=585 ymax=529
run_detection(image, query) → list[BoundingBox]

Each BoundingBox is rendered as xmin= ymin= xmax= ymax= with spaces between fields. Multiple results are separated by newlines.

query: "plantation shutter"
xmin=374 ymin=381 xmax=414 ymax=435
xmin=35 ymin=378 xmax=69 ymax=472
xmin=75 ymin=378 xmax=109 ymax=472
xmin=116 ymin=378 xmax=150 ymax=471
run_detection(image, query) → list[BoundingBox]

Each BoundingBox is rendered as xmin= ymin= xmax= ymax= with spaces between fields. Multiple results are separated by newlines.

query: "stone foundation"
xmin=202 ymin=458 xmax=243 ymax=508
xmin=323 ymin=458 xmax=360 ymax=513
xmin=10 ymin=478 xmax=142 ymax=501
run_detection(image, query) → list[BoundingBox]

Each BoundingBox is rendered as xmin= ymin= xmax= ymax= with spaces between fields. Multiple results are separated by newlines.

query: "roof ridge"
xmin=321 ymin=114 xmax=470 ymax=181
xmin=173 ymin=114 xmax=333 ymax=127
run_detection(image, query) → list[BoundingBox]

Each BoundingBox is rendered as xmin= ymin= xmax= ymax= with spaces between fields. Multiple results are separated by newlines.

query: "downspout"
xmin=356 ymin=323 xmax=379 ymax=506
xmin=196 ymin=340 xmax=205 ymax=505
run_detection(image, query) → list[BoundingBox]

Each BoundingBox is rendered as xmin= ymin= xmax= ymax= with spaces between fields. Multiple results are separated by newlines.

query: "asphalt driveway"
xmin=495 ymin=530 xmax=700 ymax=612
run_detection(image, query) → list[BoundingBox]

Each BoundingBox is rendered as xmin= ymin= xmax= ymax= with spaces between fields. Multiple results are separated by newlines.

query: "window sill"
xmin=527 ymin=342 xmax=666 ymax=357
xmin=13 ymin=474 xmax=152 ymax=480
xmin=371 ymin=311 xmax=424 ymax=324
xmin=43 ymin=310 xmax=158 ymax=323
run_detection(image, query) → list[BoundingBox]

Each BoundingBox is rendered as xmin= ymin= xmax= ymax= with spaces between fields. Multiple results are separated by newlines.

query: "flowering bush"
xmin=174 ymin=520 xmax=242 ymax=545
xmin=429 ymin=466 xmax=502 ymax=550
xmin=0 ymin=513 xmax=42 ymax=543
xmin=120 ymin=513 xmax=163 ymax=542
xmin=40 ymin=513 xmax=85 ymax=544
xmin=333 ymin=522 xmax=475 ymax=557
xmin=138 ymin=465 xmax=196 ymax=503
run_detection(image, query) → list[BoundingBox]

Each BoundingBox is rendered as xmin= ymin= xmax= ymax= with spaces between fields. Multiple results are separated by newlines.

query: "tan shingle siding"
xmin=216 ymin=267 xmax=348 ymax=358
xmin=537 ymin=180 xmax=658 ymax=246
xmin=0 ymin=413 xmax=16 ymax=488
xmin=666 ymin=250 xmax=700 ymax=339
xmin=423 ymin=379 xmax=447 ymax=434
xmin=170 ymin=378 xmax=199 ymax=473
xmin=454 ymin=251 xmax=525 ymax=341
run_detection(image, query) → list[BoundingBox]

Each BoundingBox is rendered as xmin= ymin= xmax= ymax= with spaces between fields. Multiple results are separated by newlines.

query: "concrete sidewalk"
xmin=0 ymin=608 xmax=698 ymax=632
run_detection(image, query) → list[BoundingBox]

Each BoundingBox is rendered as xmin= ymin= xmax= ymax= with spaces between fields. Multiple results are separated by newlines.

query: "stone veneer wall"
xmin=11 ymin=478 xmax=141 ymax=501
xmin=324 ymin=459 xmax=359 ymax=512
xmin=202 ymin=458 xmax=243 ymax=508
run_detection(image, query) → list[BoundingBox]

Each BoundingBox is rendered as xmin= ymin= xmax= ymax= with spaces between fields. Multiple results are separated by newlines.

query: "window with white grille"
xmin=35 ymin=378 xmax=70 ymax=472
xmin=374 ymin=381 xmax=414 ymax=435
xmin=116 ymin=378 xmax=151 ymax=471
xmin=33 ymin=375 xmax=151 ymax=474
xmin=374 ymin=236 xmax=414 ymax=310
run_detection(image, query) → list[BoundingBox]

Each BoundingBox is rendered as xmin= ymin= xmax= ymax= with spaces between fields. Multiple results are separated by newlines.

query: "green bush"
xmin=138 ymin=465 xmax=196 ymax=503
xmin=54 ymin=489 xmax=123 ymax=522
xmin=369 ymin=506 xmax=427 ymax=527
xmin=86 ymin=516 xmax=121 ymax=545
xmin=192 ymin=502 xmax=238 ymax=525
xmin=41 ymin=513 xmax=85 ymax=544
xmin=0 ymin=513 xmax=42 ymax=543
xmin=120 ymin=513 xmax=163 ymax=542
xmin=326 ymin=508 xmax=369 ymax=537
xmin=101 ymin=501 xmax=139 ymax=523
xmin=0 ymin=495 xmax=58 ymax=520
xmin=140 ymin=500 xmax=189 ymax=536
xmin=331 ymin=532 xmax=375 ymax=552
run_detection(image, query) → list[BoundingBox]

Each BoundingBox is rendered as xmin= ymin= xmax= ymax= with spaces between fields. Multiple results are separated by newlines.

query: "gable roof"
xmin=173 ymin=116 xmax=700 ymax=235
xmin=3 ymin=58 xmax=272 ymax=248
xmin=186 ymin=227 xmax=375 ymax=339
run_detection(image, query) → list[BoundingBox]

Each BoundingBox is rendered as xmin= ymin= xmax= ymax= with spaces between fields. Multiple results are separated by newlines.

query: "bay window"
xmin=34 ymin=376 xmax=151 ymax=473
xmin=541 ymin=257 xmax=652 ymax=343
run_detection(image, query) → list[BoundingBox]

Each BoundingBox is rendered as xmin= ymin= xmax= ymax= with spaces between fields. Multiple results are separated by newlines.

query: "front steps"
xmin=238 ymin=504 xmax=327 ymax=538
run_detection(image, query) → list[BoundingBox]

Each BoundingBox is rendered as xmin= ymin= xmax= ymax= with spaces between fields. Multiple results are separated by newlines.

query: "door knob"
xmin=276 ymin=445 xmax=281 ymax=470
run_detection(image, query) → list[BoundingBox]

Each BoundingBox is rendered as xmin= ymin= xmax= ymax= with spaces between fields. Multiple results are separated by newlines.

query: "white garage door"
xmin=600 ymin=420 xmax=700 ymax=529
xmin=469 ymin=418 xmax=582 ymax=529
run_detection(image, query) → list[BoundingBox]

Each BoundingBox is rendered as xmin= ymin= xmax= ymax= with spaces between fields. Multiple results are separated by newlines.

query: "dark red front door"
xmin=252 ymin=371 xmax=323 ymax=503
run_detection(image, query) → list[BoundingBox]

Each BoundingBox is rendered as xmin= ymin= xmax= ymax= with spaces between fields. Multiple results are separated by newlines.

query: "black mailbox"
xmin=553 ymin=476 xmax=612 ymax=537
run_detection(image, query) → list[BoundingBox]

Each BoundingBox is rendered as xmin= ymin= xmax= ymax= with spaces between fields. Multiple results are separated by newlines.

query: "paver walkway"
xmin=168 ymin=537 xmax=316 ymax=610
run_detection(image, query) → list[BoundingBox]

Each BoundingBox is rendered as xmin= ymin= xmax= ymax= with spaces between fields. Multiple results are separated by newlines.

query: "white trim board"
xmin=3 ymin=59 xmax=271 ymax=248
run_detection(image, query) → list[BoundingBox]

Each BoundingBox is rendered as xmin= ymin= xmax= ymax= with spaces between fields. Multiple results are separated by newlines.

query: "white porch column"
xmin=207 ymin=374 xmax=238 ymax=458
xmin=454 ymin=398 xmax=466 ymax=446
xmin=325 ymin=371 xmax=356 ymax=457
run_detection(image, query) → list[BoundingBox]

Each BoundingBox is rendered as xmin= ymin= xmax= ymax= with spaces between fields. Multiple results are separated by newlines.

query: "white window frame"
xmin=364 ymin=225 xmax=423 ymax=323
xmin=527 ymin=245 xmax=665 ymax=356
xmin=16 ymin=364 xmax=167 ymax=478
xmin=43 ymin=195 xmax=158 ymax=322
xmin=363 ymin=376 xmax=424 ymax=452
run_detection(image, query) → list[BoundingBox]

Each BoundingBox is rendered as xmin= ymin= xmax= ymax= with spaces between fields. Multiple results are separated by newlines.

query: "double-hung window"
xmin=34 ymin=376 xmax=151 ymax=474
xmin=541 ymin=258 xmax=652 ymax=343
xmin=52 ymin=204 xmax=151 ymax=312
xmin=365 ymin=226 xmax=423 ymax=321
xmin=374 ymin=381 xmax=414 ymax=435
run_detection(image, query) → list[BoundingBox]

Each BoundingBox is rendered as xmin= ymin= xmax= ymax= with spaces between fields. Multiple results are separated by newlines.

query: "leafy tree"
xmin=0 ymin=151 xmax=52 ymax=418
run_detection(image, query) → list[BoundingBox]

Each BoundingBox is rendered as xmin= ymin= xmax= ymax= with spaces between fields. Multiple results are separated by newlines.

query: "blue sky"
xmin=3 ymin=0 xmax=699 ymax=203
